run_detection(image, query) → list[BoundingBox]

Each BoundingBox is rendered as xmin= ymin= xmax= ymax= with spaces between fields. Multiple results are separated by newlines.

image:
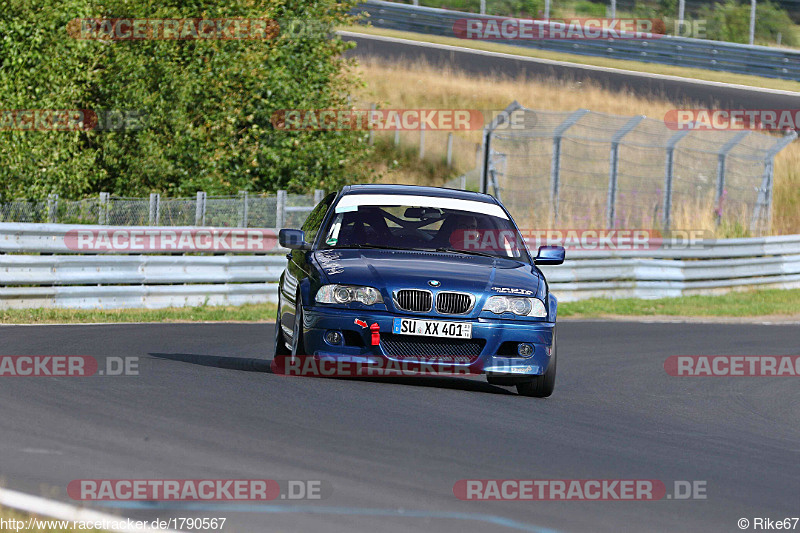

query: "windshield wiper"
xmin=339 ymin=244 xmax=431 ymax=252
xmin=434 ymin=247 xmax=502 ymax=259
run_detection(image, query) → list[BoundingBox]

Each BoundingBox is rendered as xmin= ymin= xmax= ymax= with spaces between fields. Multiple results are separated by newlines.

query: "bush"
xmin=698 ymin=0 xmax=796 ymax=45
xmin=573 ymin=1 xmax=608 ymax=17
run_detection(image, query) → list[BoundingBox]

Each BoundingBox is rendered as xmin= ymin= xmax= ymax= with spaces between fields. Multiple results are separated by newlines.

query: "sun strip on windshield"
xmin=333 ymin=194 xmax=508 ymax=219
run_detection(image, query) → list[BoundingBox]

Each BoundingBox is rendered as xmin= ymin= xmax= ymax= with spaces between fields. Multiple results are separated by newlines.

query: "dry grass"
xmin=773 ymin=145 xmax=800 ymax=234
xmin=355 ymin=58 xmax=800 ymax=235
xmin=356 ymin=57 xmax=680 ymax=118
xmin=0 ymin=506 xmax=104 ymax=532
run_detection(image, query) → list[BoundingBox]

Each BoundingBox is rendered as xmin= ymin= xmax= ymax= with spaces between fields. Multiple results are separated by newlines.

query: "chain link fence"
xmin=0 ymin=190 xmax=325 ymax=228
xmin=3 ymin=102 xmax=795 ymax=235
xmin=477 ymin=102 xmax=796 ymax=234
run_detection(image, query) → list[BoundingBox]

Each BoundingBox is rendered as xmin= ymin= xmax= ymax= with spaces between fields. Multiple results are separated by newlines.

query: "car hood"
xmin=311 ymin=248 xmax=542 ymax=305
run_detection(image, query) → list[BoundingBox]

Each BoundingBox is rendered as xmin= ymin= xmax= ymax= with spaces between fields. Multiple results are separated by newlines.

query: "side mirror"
xmin=534 ymin=245 xmax=565 ymax=265
xmin=279 ymin=229 xmax=310 ymax=250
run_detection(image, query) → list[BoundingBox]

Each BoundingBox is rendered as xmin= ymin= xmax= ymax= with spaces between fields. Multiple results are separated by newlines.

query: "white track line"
xmin=0 ymin=487 xmax=180 ymax=533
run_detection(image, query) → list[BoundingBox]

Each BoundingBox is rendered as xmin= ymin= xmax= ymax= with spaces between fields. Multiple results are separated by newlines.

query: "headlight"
xmin=483 ymin=296 xmax=546 ymax=317
xmin=315 ymin=284 xmax=384 ymax=306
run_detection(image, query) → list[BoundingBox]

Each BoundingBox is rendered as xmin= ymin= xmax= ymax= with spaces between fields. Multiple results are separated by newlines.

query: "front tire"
xmin=274 ymin=294 xmax=290 ymax=357
xmin=290 ymin=303 xmax=306 ymax=356
xmin=516 ymin=327 xmax=557 ymax=398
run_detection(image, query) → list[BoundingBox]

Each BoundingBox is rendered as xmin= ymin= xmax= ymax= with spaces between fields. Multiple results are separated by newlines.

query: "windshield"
xmin=320 ymin=195 xmax=529 ymax=262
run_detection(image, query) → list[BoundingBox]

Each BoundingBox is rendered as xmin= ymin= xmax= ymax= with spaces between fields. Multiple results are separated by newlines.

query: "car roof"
xmin=340 ymin=184 xmax=499 ymax=204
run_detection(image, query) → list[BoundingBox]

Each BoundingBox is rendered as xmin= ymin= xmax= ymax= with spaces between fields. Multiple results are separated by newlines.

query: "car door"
xmin=279 ymin=193 xmax=336 ymax=339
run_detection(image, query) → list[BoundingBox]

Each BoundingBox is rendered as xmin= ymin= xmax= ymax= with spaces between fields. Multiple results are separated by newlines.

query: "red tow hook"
xmin=370 ymin=323 xmax=380 ymax=346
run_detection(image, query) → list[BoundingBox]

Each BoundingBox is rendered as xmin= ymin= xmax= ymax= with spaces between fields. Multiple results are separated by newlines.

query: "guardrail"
xmin=0 ymin=222 xmax=282 ymax=254
xmin=2 ymin=222 xmax=799 ymax=307
xmin=354 ymin=0 xmax=800 ymax=81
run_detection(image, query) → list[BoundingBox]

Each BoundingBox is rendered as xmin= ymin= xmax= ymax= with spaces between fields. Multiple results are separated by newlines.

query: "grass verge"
xmin=343 ymin=26 xmax=800 ymax=93
xmin=558 ymin=288 xmax=800 ymax=318
xmin=0 ymin=506 xmax=104 ymax=532
xmin=0 ymin=303 xmax=278 ymax=324
xmin=1 ymin=290 xmax=797 ymax=324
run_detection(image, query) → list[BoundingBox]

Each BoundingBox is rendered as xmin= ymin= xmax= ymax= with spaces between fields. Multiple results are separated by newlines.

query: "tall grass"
xmin=356 ymin=58 xmax=800 ymax=235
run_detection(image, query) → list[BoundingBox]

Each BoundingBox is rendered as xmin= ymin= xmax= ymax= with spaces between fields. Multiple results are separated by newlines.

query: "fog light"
xmin=517 ymin=343 xmax=534 ymax=357
xmin=325 ymin=330 xmax=343 ymax=345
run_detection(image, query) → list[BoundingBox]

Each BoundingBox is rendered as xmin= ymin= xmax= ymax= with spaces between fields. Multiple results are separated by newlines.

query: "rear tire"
xmin=516 ymin=327 xmax=557 ymax=398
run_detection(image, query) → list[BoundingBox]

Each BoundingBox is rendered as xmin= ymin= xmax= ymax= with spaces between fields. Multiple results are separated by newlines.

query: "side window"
xmin=301 ymin=192 xmax=336 ymax=244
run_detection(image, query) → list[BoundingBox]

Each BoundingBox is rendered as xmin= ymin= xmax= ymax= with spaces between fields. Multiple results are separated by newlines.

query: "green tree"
xmin=698 ymin=0 xmax=796 ymax=45
xmin=0 ymin=0 xmax=371 ymax=200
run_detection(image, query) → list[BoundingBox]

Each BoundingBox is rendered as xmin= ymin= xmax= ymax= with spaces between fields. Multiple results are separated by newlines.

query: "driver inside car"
xmin=437 ymin=214 xmax=479 ymax=250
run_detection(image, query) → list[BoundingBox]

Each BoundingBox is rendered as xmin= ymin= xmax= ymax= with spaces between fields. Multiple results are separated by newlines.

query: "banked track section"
xmin=341 ymin=31 xmax=800 ymax=110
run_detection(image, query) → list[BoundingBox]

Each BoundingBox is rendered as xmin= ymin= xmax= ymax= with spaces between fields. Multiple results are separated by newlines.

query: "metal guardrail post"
xmin=662 ymin=128 xmax=691 ymax=231
xmin=446 ymin=132 xmax=453 ymax=167
xmin=276 ymin=190 xmax=287 ymax=229
xmin=99 ymin=192 xmax=110 ymax=225
xmin=751 ymin=130 xmax=798 ymax=233
xmin=550 ymin=109 xmax=589 ymax=221
xmin=715 ymin=131 xmax=750 ymax=226
xmin=238 ymin=191 xmax=249 ymax=228
xmin=195 ymin=191 xmax=206 ymax=226
xmin=47 ymin=194 xmax=58 ymax=223
xmin=149 ymin=193 xmax=160 ymax=225
xmin=607 ymin=116 xmax=645 ymax=229
xmin=313 ymin=189 xmax=325 ymax=204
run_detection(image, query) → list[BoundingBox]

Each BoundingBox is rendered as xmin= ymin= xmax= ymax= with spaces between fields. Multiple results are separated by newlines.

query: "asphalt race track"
xmin=0 ymin=321 xmax=798 ymax=532
xmin=342 ymin=32 xmax=800 ymax=110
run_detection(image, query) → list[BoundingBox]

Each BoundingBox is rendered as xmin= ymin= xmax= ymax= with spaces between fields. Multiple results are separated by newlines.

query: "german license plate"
xmin=392 ymin=318 xmax=472 ymax=339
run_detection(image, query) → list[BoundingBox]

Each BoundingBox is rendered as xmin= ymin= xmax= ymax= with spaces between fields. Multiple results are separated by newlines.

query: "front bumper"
xmin=300 ymin=305 xmax=555 ymax=376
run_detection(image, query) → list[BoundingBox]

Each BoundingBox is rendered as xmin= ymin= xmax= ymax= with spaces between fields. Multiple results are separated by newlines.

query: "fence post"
xmin=394 ymin=129 xmax=400 ymax=146
xmin=238 ymin=190 xmax=249 ymax=228
xmin=550 ymin=109 xmax=589 ymax=222
xmin=481 ymin=129 xmax=493 ymax=194
xmin=419 ymin=122 xmax=425 ymax=160
xmin=607 ymin=116 xmax=644 ymax=229
xmin=446 ymin=132 xmax=454 ymax=167
xmin=662 ymin=129 xmax=691 ymax=231
xmin=195 ymin=191 xmax=206 ymax=226
xmin=149 ymin=193 xmax=160 ymax=225
xmin=47 ymin=194 xmax=58 ymax=223
xmin=713 ymin=131 xmax=749 ymax=226
xmin=276 ymin=190 xmax=287 ymax=229
xmin=314 ymin=189 xmax=325 ymax=204
xmin=481 ymin=101 xmax=524 ymax=196
xmin=99 ymin=192 xmax=110 ymax=225
xmin=751 ymin=130 xmax=797 ymax=233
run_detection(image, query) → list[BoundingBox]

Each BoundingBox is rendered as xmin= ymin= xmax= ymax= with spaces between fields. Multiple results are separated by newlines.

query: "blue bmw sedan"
xmin=275 ymin=184 xmax=564 ymax=397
